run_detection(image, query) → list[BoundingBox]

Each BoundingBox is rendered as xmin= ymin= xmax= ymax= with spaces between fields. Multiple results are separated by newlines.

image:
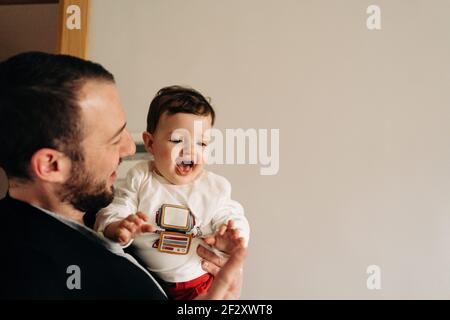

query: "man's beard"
xmin=58 ymin=159 xmax=115 ymax=213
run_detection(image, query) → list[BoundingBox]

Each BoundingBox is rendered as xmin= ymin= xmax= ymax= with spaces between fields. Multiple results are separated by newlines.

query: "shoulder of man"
xmin=0 ymin=196 xmax=166 ymax=299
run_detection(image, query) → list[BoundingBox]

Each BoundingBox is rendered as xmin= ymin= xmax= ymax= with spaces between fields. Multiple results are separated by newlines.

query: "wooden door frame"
xmin=57 ymin=0 xmax=90 ymax=59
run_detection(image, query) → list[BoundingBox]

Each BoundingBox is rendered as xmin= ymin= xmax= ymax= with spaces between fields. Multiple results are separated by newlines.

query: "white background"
xmin=3 ymin=0 xmax=450 ymax=299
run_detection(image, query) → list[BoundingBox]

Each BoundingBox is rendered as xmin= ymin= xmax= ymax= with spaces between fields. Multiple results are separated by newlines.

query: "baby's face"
xmin=143 ymin=112 xmax=212 ymax=185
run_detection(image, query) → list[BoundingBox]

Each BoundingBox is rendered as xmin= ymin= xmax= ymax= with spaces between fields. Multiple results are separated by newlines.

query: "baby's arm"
xmin=103 ymin=212 xmax=155 ymax=246
xmin=207 ymin=178 xmax=250 ymax=250
xmin=95 ymin=162 xmax=155 ymax=245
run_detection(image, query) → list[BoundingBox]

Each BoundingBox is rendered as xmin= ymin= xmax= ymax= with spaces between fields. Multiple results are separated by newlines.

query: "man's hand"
xmin=196 ymin=245 xmax=246 ymax=300
xmin=103 ymin=212 xmax=155 ymax=246
xmin=196 ymin=220 xmax=247 ymax=299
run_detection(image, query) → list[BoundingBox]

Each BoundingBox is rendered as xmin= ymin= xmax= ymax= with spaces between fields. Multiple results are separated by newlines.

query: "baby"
xmin=95 ymin=86 xmax=250 ymax=299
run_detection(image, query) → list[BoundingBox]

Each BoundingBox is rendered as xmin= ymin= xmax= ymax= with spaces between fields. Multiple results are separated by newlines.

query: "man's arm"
xmin=196 ymin=220 xmax=247 ymax=299
xmin=196 ymin=244 xmax=247 ymax=300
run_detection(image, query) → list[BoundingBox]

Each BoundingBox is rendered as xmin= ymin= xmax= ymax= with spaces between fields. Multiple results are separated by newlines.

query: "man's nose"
xmin=120 ymin=129 xmax=136 ymax=157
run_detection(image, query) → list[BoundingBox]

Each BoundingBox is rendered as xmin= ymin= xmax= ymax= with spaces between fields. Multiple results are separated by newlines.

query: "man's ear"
xmin=142 ymin=131 xmax=154 ymax=154
xmin=29 ymin=148 xmax=71 ymax=183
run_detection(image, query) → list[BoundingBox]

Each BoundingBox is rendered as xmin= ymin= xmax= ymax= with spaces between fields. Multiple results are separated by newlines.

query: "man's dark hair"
xmin=146 ymin=86 xmax=215 ymax=134
xmin=0 ymin=51 xmax=115 ymax=180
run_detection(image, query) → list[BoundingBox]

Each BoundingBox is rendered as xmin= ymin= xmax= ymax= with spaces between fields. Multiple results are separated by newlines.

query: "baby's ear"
xmin=142 ymin=131 xmax=154 ymax=154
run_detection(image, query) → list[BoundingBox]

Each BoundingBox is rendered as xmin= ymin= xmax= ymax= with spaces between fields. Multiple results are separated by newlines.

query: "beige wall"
xmin=0 ymin=3 xmax=58 ymax=61
xmin=89 ymin=0 xmax=450 ymax=299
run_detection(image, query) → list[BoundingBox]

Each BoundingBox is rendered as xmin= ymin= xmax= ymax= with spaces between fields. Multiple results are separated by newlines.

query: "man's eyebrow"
xmin=109 ymin=122 xmax=127 ymax=142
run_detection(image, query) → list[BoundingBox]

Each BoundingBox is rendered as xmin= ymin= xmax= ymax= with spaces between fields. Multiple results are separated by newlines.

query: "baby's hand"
xmin=202 ymin=220 xmax=245 ymax=254
xmin=104 ymin=212 xmax=156 ymax=246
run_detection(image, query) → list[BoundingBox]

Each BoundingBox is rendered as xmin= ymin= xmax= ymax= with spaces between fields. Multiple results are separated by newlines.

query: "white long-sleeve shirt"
xmin=95 ymin=161 xmax=250 ymax=283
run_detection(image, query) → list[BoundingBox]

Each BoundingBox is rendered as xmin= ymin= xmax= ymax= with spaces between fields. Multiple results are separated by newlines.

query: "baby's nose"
xmin=181 ymin=149 xmax=193 ymax=159
xmin=180 ymin=143 xmax=199 ymax=160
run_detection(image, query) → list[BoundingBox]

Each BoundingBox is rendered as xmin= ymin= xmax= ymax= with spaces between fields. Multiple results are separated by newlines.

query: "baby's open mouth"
xmin=176 ymin=160 xmax=196 ymax=176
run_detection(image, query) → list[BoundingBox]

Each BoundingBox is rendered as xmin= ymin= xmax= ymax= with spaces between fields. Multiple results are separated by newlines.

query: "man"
xmin=0 ymin=52 xmax=246 ymax=299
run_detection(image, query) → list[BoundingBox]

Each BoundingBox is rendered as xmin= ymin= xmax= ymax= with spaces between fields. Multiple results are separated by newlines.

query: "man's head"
xmin=143 ymin=86 xmax=215 ymax=185
xmin=0 ymin=52 xmax=135 ymax=212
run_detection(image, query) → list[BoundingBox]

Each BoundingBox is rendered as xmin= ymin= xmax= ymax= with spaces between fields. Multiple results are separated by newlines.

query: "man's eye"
xmin=197 ymin=142 xmax=208 ymax=147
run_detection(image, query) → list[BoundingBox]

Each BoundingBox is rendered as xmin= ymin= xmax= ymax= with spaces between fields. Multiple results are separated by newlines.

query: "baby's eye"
xmin=169 ymin=139 xmax=183 ymax=144
xmin=197 ymin=142 xmax=208 ymax=147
